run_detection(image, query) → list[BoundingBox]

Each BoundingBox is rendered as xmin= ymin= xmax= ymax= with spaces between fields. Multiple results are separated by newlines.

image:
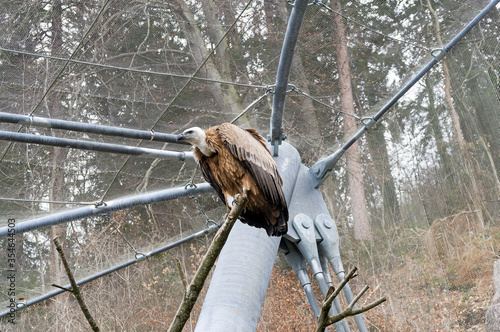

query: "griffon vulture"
xmin=177 ymin=123 xmax=288 ymax=236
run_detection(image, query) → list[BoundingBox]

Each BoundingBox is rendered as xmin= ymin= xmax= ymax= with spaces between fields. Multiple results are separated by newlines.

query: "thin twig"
xmin=51 ymin=284 xmax=73 ymax=293
xmin=53 ymin=237 xmax=100 ymax=332
xmin=174 ymin=258 xmax=188 ymax=291
xmin=167 ymin=194 xmax=248 ymax=332
xmin=315 ymin=266 xmax=386 ymax=332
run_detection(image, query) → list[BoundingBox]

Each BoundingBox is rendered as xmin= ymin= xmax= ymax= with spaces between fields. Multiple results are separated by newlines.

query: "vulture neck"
xmin=195 ymin=135 xmax=215 ymax=157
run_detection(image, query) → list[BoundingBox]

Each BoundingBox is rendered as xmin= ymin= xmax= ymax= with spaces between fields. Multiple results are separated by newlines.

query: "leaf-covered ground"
xmin=258 ymin=215 xmax=498 ymax=331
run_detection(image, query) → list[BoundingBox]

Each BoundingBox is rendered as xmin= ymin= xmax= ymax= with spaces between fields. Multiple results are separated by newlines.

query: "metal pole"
xmin=0 ymin=111 xmax=189 ymax=145
xmin=0 ymin=130 xmax=194 ymax=162
xmin=283 ymin=239 xmax=322 ymax=320
xmin=270 ymin=0 xmax=309 ymax=156
xmin=195 ymin=142 xmax=301 ymax=331
xmin=0 ymin=183 xmax=213 ymax=237
xmin=309 ymin=0 xmax=500 ymax=188
xmin=0 ymin=223 xmax=220 ymax=318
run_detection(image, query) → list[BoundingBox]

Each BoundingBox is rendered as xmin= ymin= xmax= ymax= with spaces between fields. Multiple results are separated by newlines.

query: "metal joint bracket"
xmin=361 ymin=117 xmax=376 ymax=130
xmin=267 ymin=132 xmax=287 ymax=157
xmin=292 ymin=214 xmax=350 ymax=332
xmin=291 ymin=214 xmax=322 ymax=274
xmin=309 ymin=148 xmax=345 ymax=188
xmin=431 ymin=48 xmax=447 ymax=61
xmin=135 ymin=252 xmax=148 ymax=262
xmin=315 ymin=214 xmax=367 ymax=332
xmin=314 ymin=214 xmax=344 ymax=276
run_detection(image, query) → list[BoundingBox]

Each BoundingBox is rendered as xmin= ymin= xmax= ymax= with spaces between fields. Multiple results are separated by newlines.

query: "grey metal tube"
xmin=195 ymin=142 xmax=301 ymax=331
xmin=270 ymin=0 xmax=309 ymax=156
xmin=0 ymin=183 xmax=213 ymax=237
xmin=283 ymin=239 xmax=322 ymax=321
xmin=309 ymin=0 xmax=500 ymax=188
xmin=0 ymin=223 xmax=220 ymax=318
xmin=0 ymin=130 xmax=195 ymax=162
xmin=292 ymin=214 xmax=348 ymax=332
xmin=0 ymin=111 xmax=189 ymax=145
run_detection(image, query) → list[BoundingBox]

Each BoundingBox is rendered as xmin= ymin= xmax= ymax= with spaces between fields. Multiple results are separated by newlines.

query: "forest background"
xmin=0 ymin=0 xmax=499 ymax=330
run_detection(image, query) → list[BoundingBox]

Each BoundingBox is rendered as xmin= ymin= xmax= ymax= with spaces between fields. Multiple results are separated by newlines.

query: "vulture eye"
xmin=186 ymin=130 xmax=193 ymax=135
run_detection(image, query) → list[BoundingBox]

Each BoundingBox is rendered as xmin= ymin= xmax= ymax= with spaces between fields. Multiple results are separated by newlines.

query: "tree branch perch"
xmin=167 ymin=193 xmax=248 ymax=332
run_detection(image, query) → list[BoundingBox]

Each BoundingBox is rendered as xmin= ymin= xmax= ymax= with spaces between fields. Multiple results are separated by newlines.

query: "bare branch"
xmin=167 ymin=194 xmax=248 ymax=332
xmin=174 ymin=258 xmax=188 ymax=292
xmin=327 ymin=297 xmax=387 ymax=326
xmin=51 ymin=284 xmax=73 ymax=293
xmin=315 ymin=266 xmax=386 ymax=332
xmin=53 ymin=237 xmax=100 ymax=332
xmin=348 ymin=285 xmax=369 ymax=309
xmin=324 ymin=266 xmax=358 ymax=310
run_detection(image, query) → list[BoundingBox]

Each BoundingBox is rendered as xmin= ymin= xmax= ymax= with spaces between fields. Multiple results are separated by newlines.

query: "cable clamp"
xmin=206 ymin=219 xmax=221 ymax=228
xmin=16 ymin=300 xmax=27 ymax=309
xmin=265 ymin=85 xmax=275 ymax=94
xmin=135 ymin=252 xmax=147 ymax=262
xmin=185 ymin=182 xmax=197 ymax=190
xmin=431 ymin=48 xmax=447 ymax=61
xmin=149 ymin=129 xmax=155 ymax=141
xmin=290 ymin=84 xmax=304 ymax=94
xmin=361 ymin=117 xmax=376 ymax=129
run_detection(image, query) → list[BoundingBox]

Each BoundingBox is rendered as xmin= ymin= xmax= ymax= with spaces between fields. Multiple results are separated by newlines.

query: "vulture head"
xmin=177 ymin=127 xmax=215 ymax=156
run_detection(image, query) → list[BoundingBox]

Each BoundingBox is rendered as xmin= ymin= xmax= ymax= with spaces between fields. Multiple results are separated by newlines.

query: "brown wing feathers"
xmin=196 ymin=123 xmax=288 ymax=236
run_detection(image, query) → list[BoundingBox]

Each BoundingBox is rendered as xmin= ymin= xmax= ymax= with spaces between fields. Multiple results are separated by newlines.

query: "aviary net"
xmin=0 ymin=0 xmax=498 ymax=330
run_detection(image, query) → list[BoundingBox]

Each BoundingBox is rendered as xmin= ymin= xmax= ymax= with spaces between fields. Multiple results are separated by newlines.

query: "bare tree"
xmin=331 ymin=0 xmax=372 ymax=240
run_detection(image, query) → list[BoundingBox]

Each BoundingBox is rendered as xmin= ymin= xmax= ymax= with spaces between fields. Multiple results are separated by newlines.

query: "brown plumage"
xmin=177 ymin=123 xmax=288 ymax=236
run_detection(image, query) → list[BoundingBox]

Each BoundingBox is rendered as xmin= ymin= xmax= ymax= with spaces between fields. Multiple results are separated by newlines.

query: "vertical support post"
xmin=195 ymin=142 xmax=301 ymax=332
xmin=270 ymin=0 xmax=309 ymax=156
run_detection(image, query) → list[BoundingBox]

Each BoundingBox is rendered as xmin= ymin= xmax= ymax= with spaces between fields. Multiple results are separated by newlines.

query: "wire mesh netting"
xmin=0 ymin=0 xmax=499 ymax=330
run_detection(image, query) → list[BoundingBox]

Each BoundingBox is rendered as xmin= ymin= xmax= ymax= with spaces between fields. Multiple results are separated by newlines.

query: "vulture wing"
xmin=217 ymin=123 xmax=287 ymax=217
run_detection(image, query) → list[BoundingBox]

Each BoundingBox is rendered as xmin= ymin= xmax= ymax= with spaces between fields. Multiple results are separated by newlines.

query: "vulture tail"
xmin=240 ymin=210 xmax=288 ymax=237
xmin=271 ymin=213 xmax=288 ymax=237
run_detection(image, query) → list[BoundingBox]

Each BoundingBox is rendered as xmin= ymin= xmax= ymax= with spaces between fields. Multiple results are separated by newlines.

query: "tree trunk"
xmin=331 ymin=0 xmax=371 ymax=240
xmin=172 ymin=0 xmax=246 ymax=126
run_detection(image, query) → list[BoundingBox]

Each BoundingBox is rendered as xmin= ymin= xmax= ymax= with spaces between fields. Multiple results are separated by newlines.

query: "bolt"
xmin=302 ymin=220 xmax=311 ymax=229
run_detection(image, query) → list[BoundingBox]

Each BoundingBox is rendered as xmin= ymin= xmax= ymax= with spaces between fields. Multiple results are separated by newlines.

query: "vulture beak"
xmin=176 ymin=133 xmax=185 ymax=142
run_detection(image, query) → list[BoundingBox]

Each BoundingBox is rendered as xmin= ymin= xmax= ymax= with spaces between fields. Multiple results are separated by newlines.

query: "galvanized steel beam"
xmin=0 ymin=130 xmax=194 ymax=162
xmin=0 ymin=111 xmax=189 ymax=145
xmin=0 ymin=183 xmax=212 ymax=237
xmin=269 ymin=0 xmax=309 ymax=156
